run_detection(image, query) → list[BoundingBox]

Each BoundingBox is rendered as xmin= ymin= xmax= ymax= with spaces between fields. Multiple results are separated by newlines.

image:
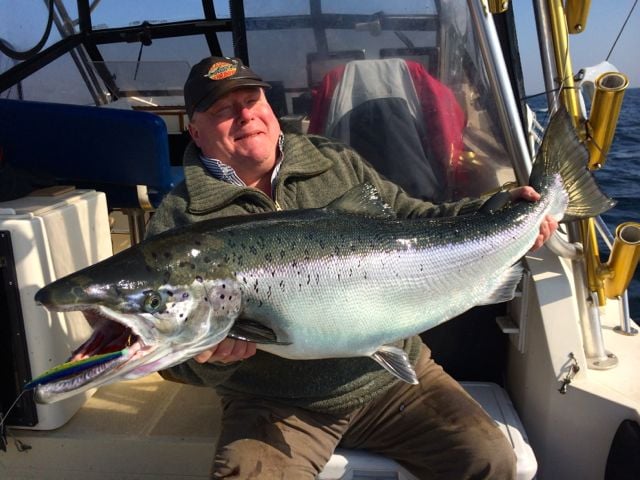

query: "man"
xmin=147 ymin=56 xmax=557 ymax=479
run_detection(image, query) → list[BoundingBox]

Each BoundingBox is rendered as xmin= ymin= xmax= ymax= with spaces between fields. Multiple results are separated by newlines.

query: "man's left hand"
xmin=509 ymin=186 xmax=559 ymax=251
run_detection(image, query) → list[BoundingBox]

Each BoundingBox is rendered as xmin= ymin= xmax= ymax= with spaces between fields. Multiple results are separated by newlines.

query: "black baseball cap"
xmin=184 ymin=56 xmax=271 ymax=118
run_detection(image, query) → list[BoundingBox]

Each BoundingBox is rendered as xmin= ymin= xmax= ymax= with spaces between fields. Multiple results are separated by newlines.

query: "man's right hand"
xmin=193 ymin=338 xmax=257 ymax=364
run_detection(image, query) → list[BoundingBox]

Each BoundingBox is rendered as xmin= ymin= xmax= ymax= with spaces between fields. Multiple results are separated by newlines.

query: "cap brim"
xmin=193 ymin=79 xmax=271 ymax=115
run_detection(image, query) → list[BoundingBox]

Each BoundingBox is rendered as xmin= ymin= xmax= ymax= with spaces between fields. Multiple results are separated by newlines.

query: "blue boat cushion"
xmin=0 ymin=98 xmax=184 ymax=209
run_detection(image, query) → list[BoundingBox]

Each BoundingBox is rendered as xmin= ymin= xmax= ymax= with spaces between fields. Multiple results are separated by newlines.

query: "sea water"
xmin=531 ymin=88 xmax=640 ymax=322
xmin=595 ymin=88 xmax=640 ymax=321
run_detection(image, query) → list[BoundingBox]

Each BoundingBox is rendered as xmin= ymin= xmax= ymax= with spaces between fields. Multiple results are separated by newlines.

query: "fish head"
xmin=32 ymin=234 xmax=242 ymax=403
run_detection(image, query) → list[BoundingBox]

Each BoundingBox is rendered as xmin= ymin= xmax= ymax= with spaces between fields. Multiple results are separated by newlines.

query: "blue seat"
xmin=0 ymin=98 xmax=184 ymax=242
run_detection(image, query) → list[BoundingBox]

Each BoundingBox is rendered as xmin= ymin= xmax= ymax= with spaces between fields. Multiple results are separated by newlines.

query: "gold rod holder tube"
xmin=587 ymin=72 xmax=629 ymax=169
xmin=583 ymin=218 xmax=606 ymax=304
xmin=488 ymin=0 xmax=509 ymax=14
xmin=565 ymin=0 xmax=591 ymax=33
xmin=604 ymin=222 xmax=640 ymax=299
xmin=547 ymin=0 xmax=581 ymax=124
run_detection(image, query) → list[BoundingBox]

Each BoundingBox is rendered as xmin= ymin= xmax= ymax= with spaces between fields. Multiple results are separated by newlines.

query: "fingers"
xmin=193 ymin=338 xmax=257 ymax=364
xmin=530 ymin=215 xmax=559 ymax=252
xmin=509 ymin=186 xmax=540 ymax=202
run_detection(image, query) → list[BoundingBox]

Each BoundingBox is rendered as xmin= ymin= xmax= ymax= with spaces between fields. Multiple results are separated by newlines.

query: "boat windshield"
xmin=0 ymin=0 xmax=520 ymax=201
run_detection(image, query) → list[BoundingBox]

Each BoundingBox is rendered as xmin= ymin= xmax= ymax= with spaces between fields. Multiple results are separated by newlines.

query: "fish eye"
xmin=142 ymin=291 xmax=165 ymax=313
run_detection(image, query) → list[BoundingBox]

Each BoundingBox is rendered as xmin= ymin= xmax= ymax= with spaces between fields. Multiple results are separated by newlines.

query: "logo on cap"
xmin=205 ymin=61 xmax=237 ymax=81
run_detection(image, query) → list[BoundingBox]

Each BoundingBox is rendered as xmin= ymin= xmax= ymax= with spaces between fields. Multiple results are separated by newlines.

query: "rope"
xmin=606 ymin=0 xmax=638 ymax=61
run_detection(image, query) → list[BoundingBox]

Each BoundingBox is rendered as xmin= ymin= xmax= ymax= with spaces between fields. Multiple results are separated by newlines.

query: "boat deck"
xmin=2 ymin=376 xmax=221 ymax=479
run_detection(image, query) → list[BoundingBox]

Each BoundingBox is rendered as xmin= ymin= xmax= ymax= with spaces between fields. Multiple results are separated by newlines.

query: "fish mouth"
xmin=31 ymin=306 xmax=166 ymax=404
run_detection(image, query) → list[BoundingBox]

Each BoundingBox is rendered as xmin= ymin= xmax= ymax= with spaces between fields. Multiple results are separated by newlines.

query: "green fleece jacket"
xmin=146 ymin=132 xmax=486 ymax=414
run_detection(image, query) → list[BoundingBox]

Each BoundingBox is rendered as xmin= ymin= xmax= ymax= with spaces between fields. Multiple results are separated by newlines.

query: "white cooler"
xmin=0 ymin=188 xmax=112 ymax=430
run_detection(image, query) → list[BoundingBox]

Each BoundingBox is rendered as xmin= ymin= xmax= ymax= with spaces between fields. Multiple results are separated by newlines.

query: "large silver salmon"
xmin=32 ymin=109 xmax=614 ymax=403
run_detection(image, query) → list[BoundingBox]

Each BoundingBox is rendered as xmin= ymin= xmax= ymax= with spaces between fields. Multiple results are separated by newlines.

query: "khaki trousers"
xmin=212 ymin=344 xmax=516 ymax=479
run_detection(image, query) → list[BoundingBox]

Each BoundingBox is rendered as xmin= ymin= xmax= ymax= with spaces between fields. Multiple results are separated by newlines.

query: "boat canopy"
xmin=0 ymin=0 xmax=532 ymax=201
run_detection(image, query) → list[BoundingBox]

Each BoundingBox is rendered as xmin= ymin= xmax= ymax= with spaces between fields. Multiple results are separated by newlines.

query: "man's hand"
xmin=194 ymin=338 xmax=257 ymax=364
xmin=509 ymin=186 xmax=559 ymax=251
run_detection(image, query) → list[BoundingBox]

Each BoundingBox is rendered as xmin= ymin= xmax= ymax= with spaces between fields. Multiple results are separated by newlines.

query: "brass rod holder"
xmin=547 ymin=0 xmax=581 ymax=124
xmin=565 ymin=0 xmax=592 ymax=33
xmin=587 ymin=72 xmax=629 ymax=169
xmin=604 ymin=222 xmax=640 ymax=299
xmin=488 ymin=0 xmax=509 ymax=14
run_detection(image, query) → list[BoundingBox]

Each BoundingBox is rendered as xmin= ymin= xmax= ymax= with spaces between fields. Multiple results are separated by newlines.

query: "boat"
xmin=0 ymin=1 xmax=638 ymax=479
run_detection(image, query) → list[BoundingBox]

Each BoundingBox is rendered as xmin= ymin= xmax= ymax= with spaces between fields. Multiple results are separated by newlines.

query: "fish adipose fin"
xmin=531 ymin=108 xmax=616 ymax=222
xmin=228 ymin=319 xmax=291 ymax=345
xmin=326 ymin=183 xmax=396 ymax=219
xmin=479 ymin=263 xmax=524 ymax=306
xmin=371 ymin=345 xmax=419 ymax=384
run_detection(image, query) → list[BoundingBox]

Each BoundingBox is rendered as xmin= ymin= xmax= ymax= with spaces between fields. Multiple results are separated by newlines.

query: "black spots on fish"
xmin=264 ymin=252 xmax=273 ymax=262
xmin=279 ymin=249 xmax=286 ymax=260
xmin=151 ymin=251 xmax=158 ymax=260
xmin=178 ymin=260 xmax=196 ymax=270
xmin=194 ymin=239 xmax=202 ymax=247
xmin=306 ymin=274 xmax=311 ymax=285
xmin=163 ymin=251 xmax=172 ymax=260
xmin=315 ymin=273 xmax=320 ymax=285
xmin=220 ymin=294 xmax=225 ymax=299
xmin=182 ymin=292 xmax=190 ymax=299
xmin=267 ymin=286 xmax=272 ymax=299
xmin=279 ymin=280 xmax=286 ymax=292
xmin=303 ymin=248 xmax=311 ymax=261
xmin=271 ymin=269 xmax=276 ymax=277
xmin=258 ymin=300 xmax=263 ymax=308
xmin=203 ymin=256 xmax=214 ymax=264
xmin=195 ymin=275 xmax=203 ymax=283
xmin=249 ymin=245 xmax=258 ymax=256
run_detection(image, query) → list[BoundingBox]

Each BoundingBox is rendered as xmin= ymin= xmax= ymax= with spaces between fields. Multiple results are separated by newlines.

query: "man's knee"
xmin=211 ymin=440 xmax=317 ymax=480
xmin=464 ymin=430 xmax=517 ymax=480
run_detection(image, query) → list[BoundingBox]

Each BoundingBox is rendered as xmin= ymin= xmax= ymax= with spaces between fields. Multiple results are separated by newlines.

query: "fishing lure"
xmin=23 ymin=350 xmax=125 ymax=390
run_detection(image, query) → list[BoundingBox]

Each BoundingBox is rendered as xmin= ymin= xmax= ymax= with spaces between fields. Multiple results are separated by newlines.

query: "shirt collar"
xmin=200 ymin=132 xmax=284 ymax=193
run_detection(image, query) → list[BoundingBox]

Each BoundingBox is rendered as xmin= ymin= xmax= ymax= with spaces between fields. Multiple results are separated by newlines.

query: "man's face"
xmin=188 ymin=87 xmax=281 ymax=182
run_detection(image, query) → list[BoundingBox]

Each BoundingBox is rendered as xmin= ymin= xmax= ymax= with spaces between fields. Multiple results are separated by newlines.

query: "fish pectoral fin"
xmin=479 ymin=263 xmax=524 ymax=306
xmin=228 ymin=318 xmax=291 ymax=345
xmin=371 ymin=345 xmax=418 ymax=385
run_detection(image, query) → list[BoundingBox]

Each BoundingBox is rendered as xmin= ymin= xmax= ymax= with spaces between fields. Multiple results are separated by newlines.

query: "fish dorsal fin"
xmin=371 ymin=345 xmax=418 ymax=384
xmin=228 ymin=318 xmax=291 ymax=345
xmin=325 ymin=183 xmax=395 ymax=218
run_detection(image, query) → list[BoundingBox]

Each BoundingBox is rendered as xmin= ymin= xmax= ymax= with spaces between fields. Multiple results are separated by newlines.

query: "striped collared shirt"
xmin=200 ymin=133 xmax=284 ymax=194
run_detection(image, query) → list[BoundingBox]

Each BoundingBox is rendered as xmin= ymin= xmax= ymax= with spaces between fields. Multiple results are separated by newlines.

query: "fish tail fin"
xmin=530 ymin=108 xmax=616 ymax=222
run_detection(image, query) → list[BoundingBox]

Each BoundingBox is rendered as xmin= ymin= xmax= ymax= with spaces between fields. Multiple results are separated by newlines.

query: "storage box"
xmin=0 ymin=189 xmax=112 ymax=430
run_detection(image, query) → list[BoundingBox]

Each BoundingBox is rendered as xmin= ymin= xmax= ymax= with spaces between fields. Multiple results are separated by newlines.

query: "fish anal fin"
xmin=325 ymin=184 xmax=395 ymax=218
xmin=228 ymin=318 xmax=291 ymax=345
xmin=479 ymin=263 xmax=524 ymax=306
xmin=371 ymin=345 xmax=418 ymax=384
